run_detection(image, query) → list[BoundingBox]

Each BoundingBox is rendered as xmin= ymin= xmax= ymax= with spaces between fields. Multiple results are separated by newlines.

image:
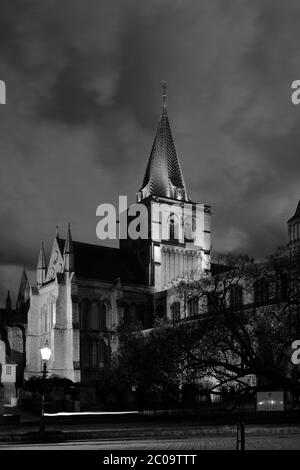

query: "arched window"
xmin=169 ymin=219 xmax=175 ymax=240
xmin=80 ymin=300 xmax=89 ymax=329
xmin=169 ymin=214 xmax=179 ymax=241
xmin=92 ymin=340 xmax=98 ymax=368
xmin=88 ymin=339 xmax=93 ymax=368
xmin=171 ymin=302 xmax=180 ymax=322
xmin=99 ymin=338 xmax=109 ymax=366
xmin=80 ymin=336 xmax=90 ymax=368
xmin=100 ymin=303 xmax=107 ymax=331
xmin=86 ymin=338 xmax=98 ymax=369
xmin=229 ymin=285 xmax=243 ymax=310
xmin=90 ymin=301 xmax=100 ymax=330
xmin=188 ymin=298 xmax=198 ymax=317
xmin=254 ymin=278 xmax=269 ymax=306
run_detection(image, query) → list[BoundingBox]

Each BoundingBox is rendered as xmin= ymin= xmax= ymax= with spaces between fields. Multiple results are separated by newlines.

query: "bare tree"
xmin=113 ymin=250 xmax=300 ymax=405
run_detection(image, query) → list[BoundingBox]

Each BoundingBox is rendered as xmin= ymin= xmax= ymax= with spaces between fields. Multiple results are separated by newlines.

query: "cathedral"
xmin=1 ymin=86 xmax=299 ymax=392
xmin=24 ymin=87 xmax=212 ymax=384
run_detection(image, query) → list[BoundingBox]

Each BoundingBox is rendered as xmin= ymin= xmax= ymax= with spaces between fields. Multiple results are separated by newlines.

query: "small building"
xmin=0 ymin=339 xmax=17 ymax=405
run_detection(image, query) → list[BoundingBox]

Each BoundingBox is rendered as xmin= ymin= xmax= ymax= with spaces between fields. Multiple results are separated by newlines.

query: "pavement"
xmin=0 ymin=435 xmax=300 ymax=450
xmin=1 ymin=419 xmax=300 ymax=443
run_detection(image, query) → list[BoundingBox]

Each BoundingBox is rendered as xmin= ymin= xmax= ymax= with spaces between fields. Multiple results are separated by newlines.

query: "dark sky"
xmin=0 ymin=0 xmax=299 ymax=305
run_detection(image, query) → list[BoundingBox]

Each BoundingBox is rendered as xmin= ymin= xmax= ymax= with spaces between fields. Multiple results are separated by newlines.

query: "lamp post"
xmin=40 ymin=340 xmax=51 ymax=441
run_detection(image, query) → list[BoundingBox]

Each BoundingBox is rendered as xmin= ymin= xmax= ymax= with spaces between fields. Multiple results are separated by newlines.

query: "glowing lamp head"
xmin=40 ymin=340 xmax=51 ymax=361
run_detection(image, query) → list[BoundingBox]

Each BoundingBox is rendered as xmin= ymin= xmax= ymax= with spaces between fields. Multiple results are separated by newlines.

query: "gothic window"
xmin=169 ymin=219 xmax=175 ymax=240
xmin=86 ymin=338 xmax=98 ymax=369
xmin=90 ymin=300 xmax=100 ymax=330
xmin=229 ymin=285 xmax=243 ymax=310
xmin=80 ymin=300 xmax=89 ymax=329
xmin=188 ymin=298 xmax=199 ymax=317
xmin=171 ymin=302 xmax=180 ymax=322
xmin=88 ymin=339 xmax=93 ymax=368
xmin=254 ymin=278 xmax=269 ymax=306
xmin=80 ymin=336 xmax=90 ymax=368
xmin=99 ymin=338 xmax=109 ymax=366
xmin=100 ymin=303 xmax=107 ymax=331
xmin=169 ymin=214 xmax=179 ymax=241
xmin=92 ymin=340 xmax=98 ymax=368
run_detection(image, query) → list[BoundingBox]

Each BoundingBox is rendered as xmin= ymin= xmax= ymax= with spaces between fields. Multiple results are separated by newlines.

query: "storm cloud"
xmin=0 ymin=0 xmax=299 ymax=305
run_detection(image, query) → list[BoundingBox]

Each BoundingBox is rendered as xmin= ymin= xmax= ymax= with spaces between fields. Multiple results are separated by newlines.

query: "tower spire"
xmin=37 ymin=242 xmax=47 ymax=286
xmin=137 ymin=82 xmax=188 ymax=202
xmin=64 ymin=223 xmax=74 ymax=273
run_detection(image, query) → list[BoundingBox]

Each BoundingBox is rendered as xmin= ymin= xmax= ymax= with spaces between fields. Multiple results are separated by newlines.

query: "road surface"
xmin=0 ymin=434 xmax=300 ymax=450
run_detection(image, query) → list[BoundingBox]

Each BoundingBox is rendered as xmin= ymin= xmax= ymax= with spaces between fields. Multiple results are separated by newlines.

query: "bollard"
xmin=236 ymin=419 xmax=245 ymax=451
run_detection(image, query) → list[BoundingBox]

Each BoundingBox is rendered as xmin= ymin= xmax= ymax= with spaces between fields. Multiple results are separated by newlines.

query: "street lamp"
xmin=40 ymin=340 xmax=51 ymax=441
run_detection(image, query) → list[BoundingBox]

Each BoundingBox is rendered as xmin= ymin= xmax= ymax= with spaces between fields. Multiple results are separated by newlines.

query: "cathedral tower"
xmin=122 ymin=83 xmax=211 ymax=291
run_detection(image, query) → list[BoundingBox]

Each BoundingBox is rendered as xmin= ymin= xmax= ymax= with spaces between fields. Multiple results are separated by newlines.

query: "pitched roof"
xmin=288 ymin=200 xmax=300 ymax=223
xmin=139 ymin=87 xmax=188 ymax=201
xmin=58 ymin=239 xmax=146 ymax=285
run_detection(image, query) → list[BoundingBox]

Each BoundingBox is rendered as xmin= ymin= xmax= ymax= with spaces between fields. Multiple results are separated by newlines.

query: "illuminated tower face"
xmin=288 ymin=200 xmax=300 ymax=256
xmin=128 ymin=83 xmax=212 ymax=291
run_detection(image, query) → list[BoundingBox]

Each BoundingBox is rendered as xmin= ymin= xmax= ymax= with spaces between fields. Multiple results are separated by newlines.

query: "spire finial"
xmin=162 ymin=80 xmax=167 ymax=113
xmin=56 ymin=225 xmax=59 ymax=238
